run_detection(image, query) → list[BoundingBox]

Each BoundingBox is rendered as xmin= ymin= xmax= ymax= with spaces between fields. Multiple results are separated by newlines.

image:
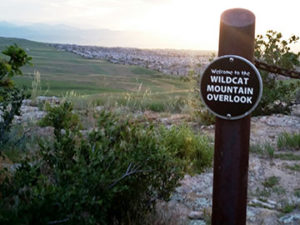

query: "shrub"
xmin=254 ymin=30 xmax=300 ymax=115
xmin=0 ymin=104 xmax=183 ymax=225
xmin=159 ymin=124 xmax=213 ymax=174
xmin=39 ymin=101 xmax=81 ymax=140
xmin=0 ymin=44 xmax=31 ymax=146
xmin=253 ymin=77 xmax=299 ymax=115
xmin=255 ymin=30 xmax=299 ymax=69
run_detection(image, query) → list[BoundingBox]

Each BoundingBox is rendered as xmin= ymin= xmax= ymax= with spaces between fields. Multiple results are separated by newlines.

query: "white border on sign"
xmin=199 ymin=55 xmax=263 ymax=120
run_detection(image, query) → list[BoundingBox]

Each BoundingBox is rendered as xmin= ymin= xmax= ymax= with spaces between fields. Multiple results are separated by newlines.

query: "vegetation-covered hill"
xmin=0 ymin=37 xmax=191 ymax=99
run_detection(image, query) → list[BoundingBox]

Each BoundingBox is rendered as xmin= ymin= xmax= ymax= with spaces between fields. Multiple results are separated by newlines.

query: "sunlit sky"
xmin=1 ymin=0 xmax=300 ymax=51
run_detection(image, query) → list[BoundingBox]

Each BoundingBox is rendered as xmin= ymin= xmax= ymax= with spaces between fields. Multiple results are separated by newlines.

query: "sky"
xmin=0 ymin=0 xmax=300 ymax=51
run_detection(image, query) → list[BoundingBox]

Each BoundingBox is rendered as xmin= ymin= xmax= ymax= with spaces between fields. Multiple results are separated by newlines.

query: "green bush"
xmin=253 ymin=74 xmax=299 ymax=115
xmin=39 ymin=101 xmax=81 ymax=141
xmin=254 ymin=30 xmax=300 ymax=115
xmin=0 ymin=44 xmax=31 ymax=146
xmin=0 ymin=103 xmax=183 ymax=225
xmin=159 ymin=125 xmax=213 ymax=174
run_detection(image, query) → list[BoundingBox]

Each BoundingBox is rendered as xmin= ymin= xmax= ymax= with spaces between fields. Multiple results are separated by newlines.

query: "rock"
xmin=14 ymin=105 xmax=46 ymax=123
xmin=247 ymin=206 xmax=279 ymax=225
xmin=188 ymin=220 xmax=206 ymax=225
xmin=279 ymin=212 xmax=300 ymax=224
xmin=22 ymin=99 xmax=33 ymax=106
xmin=249 ymin=198 xmax=277 ymax=209
xmin=247 ymin=206 xmax=260 ymax=223
xmin=171 ymin=172 xmax=213 ymax=211
xmin=188 ymin=211 xmax=203 ymax=220
xmin=259 ymin=209 xmax=280 ymax=225
xmin=95 ymin=106 xmax=104 ymax=112
xmin=291 ymin=104 xmax=300 ymax=117
xmin=36 ymin=96 xmax=60 ymax=104
xmin=262 ymin=114 xmax=300 ymax=129
xmin=11 ymin=96 xmax=61 ymax=123
xmin=20 ymin=105 xmax=39 ymax=113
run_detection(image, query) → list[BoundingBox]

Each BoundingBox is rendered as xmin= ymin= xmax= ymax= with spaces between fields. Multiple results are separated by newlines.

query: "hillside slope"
xmin=0 ymin=37 xmax=190 ymax=97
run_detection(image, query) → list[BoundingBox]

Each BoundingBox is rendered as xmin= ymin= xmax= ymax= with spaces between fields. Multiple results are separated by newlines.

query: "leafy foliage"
xmin=255 ymin=30 xmax=300 ymax=69
xmin=39 ymin=101 xmax=81 ymax=141
xmin=0 ymin=103 xmax=186 ymax=225
xmin=159 ymin=125 xmax=213 ymax=174
xmin=254 ymin=30 xmax=300 ymax=115
xmin=254 ymin=78 xmax=299 ymax=115
xmin=0 ymin=44 xmax=31 ymax=145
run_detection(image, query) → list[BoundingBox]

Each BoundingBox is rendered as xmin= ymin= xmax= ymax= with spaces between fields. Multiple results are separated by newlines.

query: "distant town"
xmin=51 ymin=44 xmax=214 ymax=77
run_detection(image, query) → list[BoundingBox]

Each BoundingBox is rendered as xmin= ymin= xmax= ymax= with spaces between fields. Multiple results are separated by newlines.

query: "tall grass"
xmin=31 ymin=70 xmax=41 ymax=101
xmin=277 ymin=132 xmax=300 ymax=150
xmin=90 ymin=88 xmax=190 ymax=113
xmin=250 ymin=142 xmax=275 ymax=158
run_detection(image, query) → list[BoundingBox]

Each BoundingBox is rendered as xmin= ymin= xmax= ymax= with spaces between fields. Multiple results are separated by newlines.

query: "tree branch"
xmin=254 ymin=59 xmax=300 ymax=79
xmin=108 ymin=163 xmax=151 ymax=189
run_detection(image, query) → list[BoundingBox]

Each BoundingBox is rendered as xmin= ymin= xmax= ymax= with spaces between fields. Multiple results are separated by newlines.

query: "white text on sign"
xmin=206 ymin=69 xmax=254 ymax=104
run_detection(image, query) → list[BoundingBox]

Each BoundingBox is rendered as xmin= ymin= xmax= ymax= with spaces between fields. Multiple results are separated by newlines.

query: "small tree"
xmin=254 ymin=30 xmax=300 ymax=115
xmin=255 ymin=30 xmax=300 ymax=69
xmin=0 ymin=44 xmax=32 ymax=145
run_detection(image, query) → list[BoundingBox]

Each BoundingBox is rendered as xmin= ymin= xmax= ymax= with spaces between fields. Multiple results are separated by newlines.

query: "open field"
xmin=0 ymin=37 xmax=192 ymax=110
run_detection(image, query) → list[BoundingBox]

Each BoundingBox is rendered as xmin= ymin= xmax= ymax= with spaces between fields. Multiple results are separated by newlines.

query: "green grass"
xmin=280 ymin=203 xmax=297 ymax=214
xmin=295 ymin=189 xmax=300 ymax=198
xmin=0 ymin=37 xmax=192 ymax=111
xmin=250 ymin=142 xmax=275 ymax=158
xmin=277 ymin=132 xmax=300 ymax=150
xmin=274 ymin=153 xmax=300 ymax=161
xmin=286 ymin=164 xmax=300 ymax=171
xmin=262 ymin=176 xmax=280 ymax=188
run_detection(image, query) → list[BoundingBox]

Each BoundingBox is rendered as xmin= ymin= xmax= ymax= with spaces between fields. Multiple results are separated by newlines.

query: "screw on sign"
xmin=200 ymin=55 xmax=263 ymax=120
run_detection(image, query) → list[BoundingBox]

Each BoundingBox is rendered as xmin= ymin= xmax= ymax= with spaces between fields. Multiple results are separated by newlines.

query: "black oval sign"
xmin=200 ymin=55 xmax=263 ymax=120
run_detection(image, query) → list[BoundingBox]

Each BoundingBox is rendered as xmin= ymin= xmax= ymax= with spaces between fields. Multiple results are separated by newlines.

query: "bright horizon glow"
xmin=0 ymin=0 xmax=299 ymax=51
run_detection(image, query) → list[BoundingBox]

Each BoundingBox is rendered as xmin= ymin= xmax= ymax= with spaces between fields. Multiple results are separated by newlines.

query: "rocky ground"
xmin=154 ymin=109 xmax=300 ymax=225
xmin=4 ymin=97 xmax=300 ymax=225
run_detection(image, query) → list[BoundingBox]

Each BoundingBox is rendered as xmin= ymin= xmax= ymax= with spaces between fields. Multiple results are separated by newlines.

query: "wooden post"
xmin=211 ymin=8 xmax=256 ymax=225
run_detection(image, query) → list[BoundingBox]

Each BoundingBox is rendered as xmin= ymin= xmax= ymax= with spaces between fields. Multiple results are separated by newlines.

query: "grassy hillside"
xmin=0 ymin=37 xmax=191 ymax=107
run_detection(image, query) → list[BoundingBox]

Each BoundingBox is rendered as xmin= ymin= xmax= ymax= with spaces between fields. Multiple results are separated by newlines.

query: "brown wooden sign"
xmin=200 ymin=55 xmax=262 ymax=120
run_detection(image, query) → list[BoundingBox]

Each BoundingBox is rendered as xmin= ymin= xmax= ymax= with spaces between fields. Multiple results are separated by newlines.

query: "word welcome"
xmin=211 ymin=69 xmax=250 ymax=76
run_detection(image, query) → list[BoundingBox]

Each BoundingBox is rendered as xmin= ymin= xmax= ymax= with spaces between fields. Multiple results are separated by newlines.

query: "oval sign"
xmin=200 ymin=55 xmax=263 ymax=120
